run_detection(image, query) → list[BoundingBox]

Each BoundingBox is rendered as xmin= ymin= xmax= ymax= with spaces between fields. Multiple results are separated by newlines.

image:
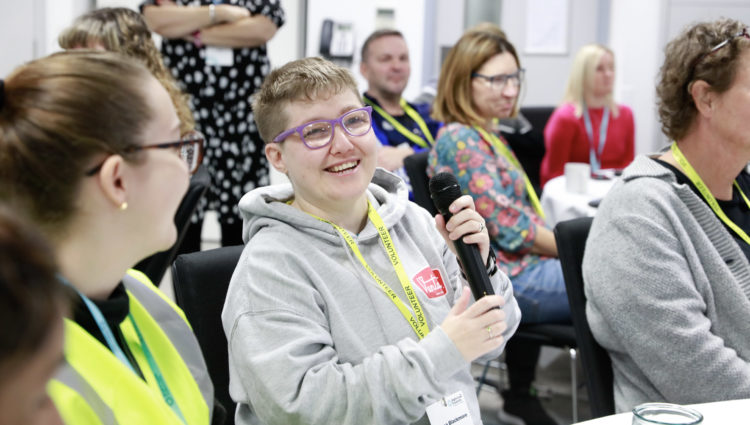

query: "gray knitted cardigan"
xmin=582 ymin=155 xmax=750 ymax=412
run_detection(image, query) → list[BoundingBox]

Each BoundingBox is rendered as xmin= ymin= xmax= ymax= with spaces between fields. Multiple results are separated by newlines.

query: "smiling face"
xmin=471 ymin=52 xmax=520 ymax=121
xmin=265 ymin=90 xmax=378 ymax=215
xmin=360 ymin=35 xmax=411 ymax=99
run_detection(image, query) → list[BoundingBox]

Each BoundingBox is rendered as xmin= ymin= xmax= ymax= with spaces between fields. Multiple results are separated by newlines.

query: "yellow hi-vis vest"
xmin=48 ymin=269 xmax=214 ymax=425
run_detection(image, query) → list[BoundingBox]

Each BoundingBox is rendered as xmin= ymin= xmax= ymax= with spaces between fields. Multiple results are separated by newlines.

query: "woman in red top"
xmin=540 ymin=44 xmax=635 ymax=186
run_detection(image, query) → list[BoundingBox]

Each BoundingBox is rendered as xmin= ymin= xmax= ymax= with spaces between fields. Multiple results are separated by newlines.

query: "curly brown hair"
xmin=59 ymin=7 xmax=195 ymax=134
xmin=657 ymin=18 xmax=749 ymax=141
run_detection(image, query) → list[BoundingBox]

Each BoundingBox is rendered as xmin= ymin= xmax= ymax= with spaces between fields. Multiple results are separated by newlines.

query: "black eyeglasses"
xmin=689 ymin=28 xmax=749 ymax=79
xmin=85 ymin=130 xmax=205 ymax=176
xmin=472 ymin=69 xmax=525 ymax=91
xmin=272 ymin=106 xmax=373 ymax=150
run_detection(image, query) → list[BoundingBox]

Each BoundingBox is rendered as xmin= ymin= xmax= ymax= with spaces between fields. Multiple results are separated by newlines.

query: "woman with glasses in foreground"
xmin=540 ymin=44 xmax=635 ymax=186
xmin=0 ymin=51 xmax=214 ymax=425
xmin=583 ymin=18 xmax=750 ymax=411
xmin=221 ymin=57 xmax=519 ymax=425
xmin=428 ymin=25 xmax=568 ymax=425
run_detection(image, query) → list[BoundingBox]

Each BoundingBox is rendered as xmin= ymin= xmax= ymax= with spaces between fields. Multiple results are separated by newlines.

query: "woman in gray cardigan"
xmin=582 ymin=18 xmax=750 ymax=412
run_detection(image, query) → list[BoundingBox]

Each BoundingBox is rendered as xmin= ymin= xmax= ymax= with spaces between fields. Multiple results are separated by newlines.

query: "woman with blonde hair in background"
xmin=429 ymin=24 xmax=567 ymax=425
xmin=0 ymin=51 xmax=216 ymax=424
xmin=540 ymin=43 xmax=635 ymax=186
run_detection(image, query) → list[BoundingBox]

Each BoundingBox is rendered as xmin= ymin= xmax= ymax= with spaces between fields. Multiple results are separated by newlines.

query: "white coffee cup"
xmin=565 ymin=162 xmax=590 ymax=194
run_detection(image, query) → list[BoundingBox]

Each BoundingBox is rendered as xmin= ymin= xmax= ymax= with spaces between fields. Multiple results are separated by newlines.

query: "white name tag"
xmin=205 ymin=46 xmax=233 ymax=67
xmin=425 ymin=391 xmax=473 ymax=425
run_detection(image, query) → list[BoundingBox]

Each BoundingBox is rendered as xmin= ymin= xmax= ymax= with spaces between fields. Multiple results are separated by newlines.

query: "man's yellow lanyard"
xmin=671 ymin=142 xmax=750 ymax=246
xmin=363 ymin=97 xmax=436 ymax=149
xmin=474 ymin=126 xmax=546 ymax=220
xmin=310 ymin=201 xmax=430 ymax=339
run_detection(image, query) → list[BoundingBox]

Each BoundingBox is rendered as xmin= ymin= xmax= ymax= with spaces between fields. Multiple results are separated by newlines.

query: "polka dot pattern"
xmin=154 ymin=0 xmax=285 ymax=225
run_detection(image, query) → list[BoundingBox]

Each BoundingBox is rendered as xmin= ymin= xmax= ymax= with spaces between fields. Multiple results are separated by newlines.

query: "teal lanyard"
xmin=128 ymin=312 xmax=187 ymax=424
xmin=59 ymin=275 xmax=186 ymax=424
xmin=583 ymin=106 xmax=610 ymax=173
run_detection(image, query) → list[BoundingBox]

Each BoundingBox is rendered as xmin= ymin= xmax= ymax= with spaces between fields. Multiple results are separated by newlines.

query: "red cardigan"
xmin=540 ymin=102 xmax=635 ymax=187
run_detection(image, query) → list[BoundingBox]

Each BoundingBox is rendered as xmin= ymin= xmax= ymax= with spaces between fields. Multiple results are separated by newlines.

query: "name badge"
xmin=205 ymin=46 xmax=234 ymax=67
xmin=425 ymin=391 xmax=473 ymax=425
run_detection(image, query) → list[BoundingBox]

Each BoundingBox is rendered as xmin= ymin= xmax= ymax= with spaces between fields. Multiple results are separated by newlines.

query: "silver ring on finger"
xmin=478 ymin=220 xmax=485 ymax=234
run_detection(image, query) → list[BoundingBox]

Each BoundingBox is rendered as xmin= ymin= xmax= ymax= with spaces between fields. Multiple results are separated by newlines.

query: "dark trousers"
xmin=176 ymin=219 xmax=244 ymax=256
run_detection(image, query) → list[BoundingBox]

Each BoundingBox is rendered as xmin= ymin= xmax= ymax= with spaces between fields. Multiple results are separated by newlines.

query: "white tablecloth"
xmin=540 ymin=175 xmax=616 ymax=227
xmin=574 ymin=398 xmax=750 ymax=424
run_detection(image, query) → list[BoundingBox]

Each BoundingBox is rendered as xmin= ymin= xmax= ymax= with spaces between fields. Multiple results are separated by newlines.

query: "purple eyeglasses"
xmin=272 ymin=106 xmax=373 ymax=149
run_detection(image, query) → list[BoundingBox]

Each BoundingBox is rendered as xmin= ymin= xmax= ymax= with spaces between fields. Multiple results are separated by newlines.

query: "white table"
xmin=574 ymin=398 xmax=750 ymax=424
xmin=540 ymin=175 xmax=616 ymax=227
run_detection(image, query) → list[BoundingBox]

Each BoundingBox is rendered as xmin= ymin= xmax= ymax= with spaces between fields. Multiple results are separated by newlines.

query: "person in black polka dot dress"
xmin=143 ymin=0 xmax=284 ymax=251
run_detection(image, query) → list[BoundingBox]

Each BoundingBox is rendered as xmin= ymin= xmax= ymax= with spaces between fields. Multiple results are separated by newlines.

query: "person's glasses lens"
xmin=302 ymin=122 xmax=333 ymax=148
xmin=181 ymin=131 xmax=203 ymax=172
xmin=342 ymin=109 xmax=371 ymax=136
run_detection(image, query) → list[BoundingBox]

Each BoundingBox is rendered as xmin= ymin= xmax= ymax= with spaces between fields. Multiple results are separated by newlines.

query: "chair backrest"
xmin=171 ymin=244 xmax=244 ymax=425
xmin=135 ymin=164 xmax=211 ymax=284
xmin=554 ymin=216 xmax=615 ymax=418
xmin=403 ymin=151 xmax=438 ymax=216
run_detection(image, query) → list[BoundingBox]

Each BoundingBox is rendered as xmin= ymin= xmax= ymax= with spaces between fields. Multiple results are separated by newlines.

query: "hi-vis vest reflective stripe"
xmin=49 ymin=270 xmax=214 ymax=425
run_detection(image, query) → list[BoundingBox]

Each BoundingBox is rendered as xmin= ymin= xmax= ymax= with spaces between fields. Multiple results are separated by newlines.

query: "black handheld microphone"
xmin=429 ymin=172 xmax=495 ymax=301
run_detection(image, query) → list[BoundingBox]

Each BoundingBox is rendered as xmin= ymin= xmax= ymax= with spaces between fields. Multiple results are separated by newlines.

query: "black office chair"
xmin=554 ymin=217 xmax=615 ymax=418
xmin=171 ymin=244 xmax=245 ymax=425
xmin=135 ymin=164 xmax=211 ymax=285
xmin=403 ymin=151 xmax=437 ymax=216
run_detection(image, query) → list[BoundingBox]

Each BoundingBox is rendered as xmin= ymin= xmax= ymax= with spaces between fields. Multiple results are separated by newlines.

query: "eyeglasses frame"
xmin=272 ymin=106 xmax=374 ymax=150
xmin=85 ymin=130 xmax=206 ymax=176
xmin=471 ymin=68 xmax=526 ymax=91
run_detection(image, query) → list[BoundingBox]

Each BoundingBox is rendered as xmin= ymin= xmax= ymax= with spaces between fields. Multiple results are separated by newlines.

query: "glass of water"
xmin=632 ymin=403 xmax=703 ymax=425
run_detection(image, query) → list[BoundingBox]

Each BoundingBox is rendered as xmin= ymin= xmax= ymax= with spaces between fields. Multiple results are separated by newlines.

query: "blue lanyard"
xmin=59 ymin=275 xmax=186 ymax=424
xmin=583 ymin=106 xmax=610 ymax=173
xmin=59 ymin=275 xmax=139 ymax=375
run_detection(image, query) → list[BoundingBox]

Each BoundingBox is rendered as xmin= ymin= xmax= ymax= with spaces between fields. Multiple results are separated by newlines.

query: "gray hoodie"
xmin=222 ymin=169 xmax=520 ymax=425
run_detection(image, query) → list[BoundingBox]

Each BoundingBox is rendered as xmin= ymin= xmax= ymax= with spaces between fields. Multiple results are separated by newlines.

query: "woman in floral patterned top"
xmin=428 ymin=24 xmax=567 ymax=425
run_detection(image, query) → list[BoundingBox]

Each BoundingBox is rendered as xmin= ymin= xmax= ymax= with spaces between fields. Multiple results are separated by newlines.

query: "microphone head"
xmin=429 ymin=172 xmax=463 ymax=213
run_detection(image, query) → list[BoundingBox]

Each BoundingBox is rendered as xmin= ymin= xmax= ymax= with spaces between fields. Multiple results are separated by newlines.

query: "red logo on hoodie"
xmin=413 ymin=267 xmax=446 ymax=298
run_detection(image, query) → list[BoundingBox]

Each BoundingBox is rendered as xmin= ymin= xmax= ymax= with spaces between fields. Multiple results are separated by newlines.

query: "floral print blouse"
xmin=428 ymin=123 xmax=550 ymax=278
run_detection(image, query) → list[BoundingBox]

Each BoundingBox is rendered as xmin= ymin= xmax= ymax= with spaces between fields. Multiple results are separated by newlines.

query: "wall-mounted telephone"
xmin=319 ymin=19 xmax=355 ymax=63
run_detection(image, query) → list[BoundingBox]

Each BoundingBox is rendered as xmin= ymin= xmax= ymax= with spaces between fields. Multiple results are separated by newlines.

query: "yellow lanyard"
xmin=363 ymin=97 xmax=435 ymax=149
xmin=670 ymin=142 xmax=750 ymax=246
xmin=310 ymin=201 xmax=430 ymax=339
xmin=474 ymin=126 xmax=546 ymax=220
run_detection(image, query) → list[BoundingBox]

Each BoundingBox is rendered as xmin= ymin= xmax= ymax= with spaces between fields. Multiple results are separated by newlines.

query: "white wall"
xmin=305 ymin=0 xmax=428 ymax=100
xmin=500 ymin=0 xmax=600 ymax=108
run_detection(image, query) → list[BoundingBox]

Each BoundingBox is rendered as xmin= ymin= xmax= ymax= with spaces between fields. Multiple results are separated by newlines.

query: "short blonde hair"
xmin=433 ymin=24 xmax=521 ymax=127
xmin=59 ymin=7 xmax=195 ymax=134
xmin=658 ymin=18 xmax=749 ymax=141
xmin=253 ymin=57 xmax=361 ymax=144
xmin=562 ymin=44 xmax=619 ymax=117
